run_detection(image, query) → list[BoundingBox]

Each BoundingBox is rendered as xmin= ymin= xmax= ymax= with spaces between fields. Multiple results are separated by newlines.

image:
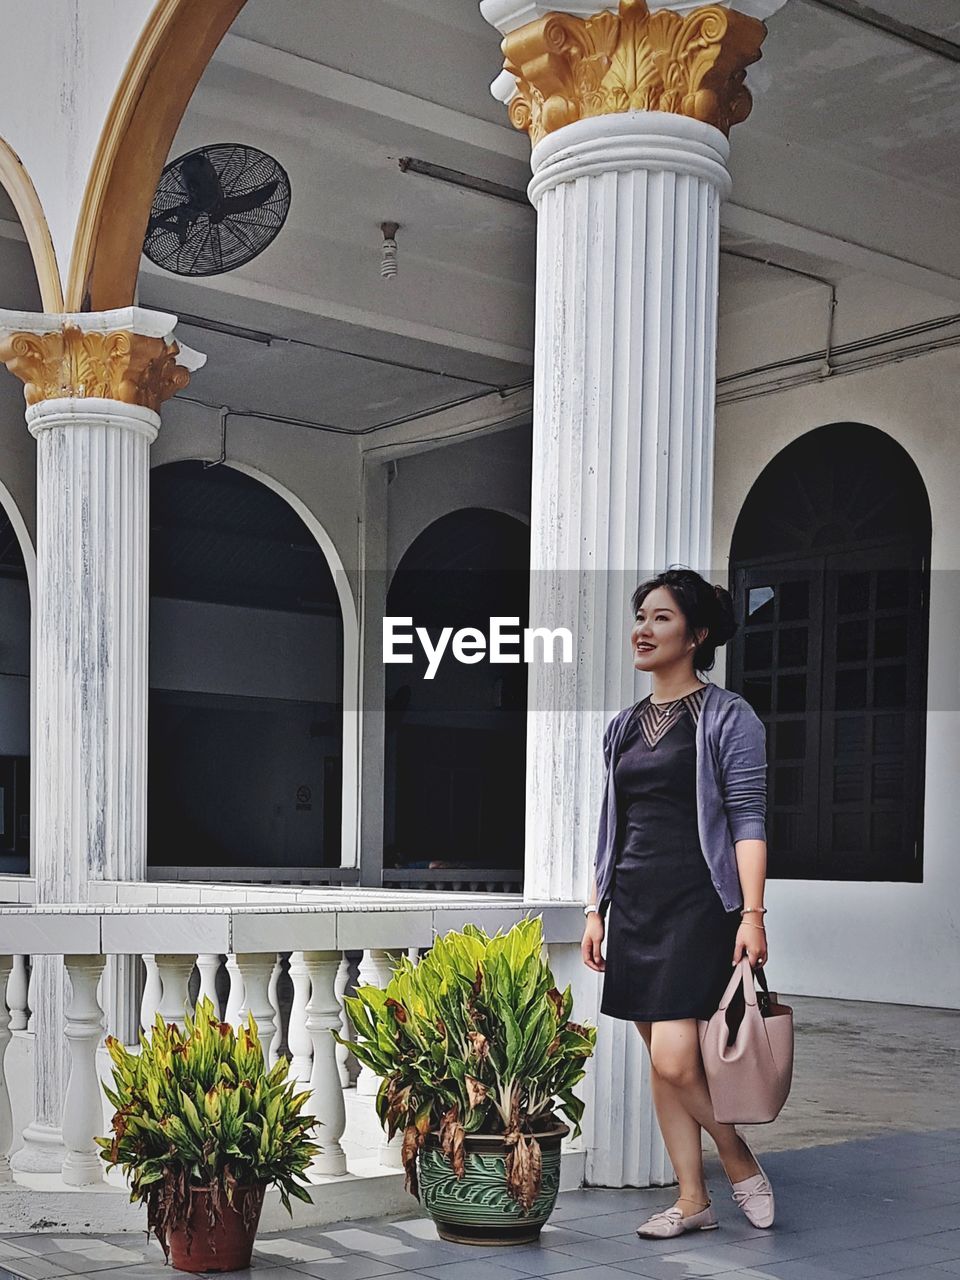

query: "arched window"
xmin=0 ymin=499 xmax=30 ymax=873
xmin=729 ymin=424 xmax=931 ymax=882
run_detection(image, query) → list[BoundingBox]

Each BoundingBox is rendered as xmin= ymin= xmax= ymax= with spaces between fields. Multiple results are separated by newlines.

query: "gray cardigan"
xmin=594 ymin=683 xmax=768 ymax=918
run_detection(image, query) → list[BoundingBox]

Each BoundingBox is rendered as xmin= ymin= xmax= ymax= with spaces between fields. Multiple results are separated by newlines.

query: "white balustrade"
xmin=302 ymin=951 xmax=347 ymax=1176
xmin=61 ymin=955 xmax=107 ymax=1186
xmin=195 ymin=953 xmax=223 ymax=1017
xmin=235 ymin=953 xmax=277 ymax=1051
xmin=287 ymin=951 xmax=313 ymax=1087
xmin=0 ymin=956 xmax=12 ymax=1184
xmin=224 ymin=954 xmax=244 ymax=1026
xmin=140 ymin=955 xmax=162 ymax=1031
xmin=7 ymin=956 xmax=28 ymax=1031
xmin=155 ymin=955 xmax=195 ymax=1030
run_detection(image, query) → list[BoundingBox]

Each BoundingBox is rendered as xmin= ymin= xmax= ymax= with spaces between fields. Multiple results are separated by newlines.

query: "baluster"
xmin=195 ymin=955 xmax=222 ymax=1018
xmin=267 ymin=957 xmax=283 ymax=1067
xmin=7 ymin=956 xmax=29 ymax=1031
xmin=287 ymin=952 xmax=313 ymax=1087
xmin=333 ymin=955 xmax=350 ymax=1088
xmin=224 ymin=955 xmax=244 ymax=1026
xmin=302 ymin=951 xmax=347 ymax=1175
xmin=0 ymin=956 xmax=12 ymax=1183
xmin=234 ymin=954 xmax=277 ymax=1050
xmin=140 ymin=956 xmax=162 ymax=1032
xmin=344 ymin=954 xmax=361 ymax=1087
xmin=61 ymin=955 xmax=107 ymax=1186
xmin=356 ymin=950 xmax=399 ymax=1096
xmin=155 ymin=955 xmax=195 ymax=1031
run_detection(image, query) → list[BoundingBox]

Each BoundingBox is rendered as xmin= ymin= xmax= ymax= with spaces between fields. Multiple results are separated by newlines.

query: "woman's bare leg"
xmin=636 ymin=1020 xmax=760 ymax=1192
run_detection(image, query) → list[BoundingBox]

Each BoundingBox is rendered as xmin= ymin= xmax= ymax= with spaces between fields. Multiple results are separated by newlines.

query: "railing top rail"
xmin=0 ymin=900 xmax=585 ymax=955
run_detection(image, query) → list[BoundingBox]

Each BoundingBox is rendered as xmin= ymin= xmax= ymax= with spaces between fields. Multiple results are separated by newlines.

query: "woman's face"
xmin=630 ymin=586 xmax=707 ymax=673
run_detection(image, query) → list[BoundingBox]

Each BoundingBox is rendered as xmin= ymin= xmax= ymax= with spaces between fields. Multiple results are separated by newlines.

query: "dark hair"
xmin=630 ymin=566 xmax=737 ymax=674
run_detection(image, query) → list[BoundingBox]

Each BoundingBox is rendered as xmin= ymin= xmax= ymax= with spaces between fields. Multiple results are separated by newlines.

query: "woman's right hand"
xmin=581 ymin=913 xmax=605 ymax=972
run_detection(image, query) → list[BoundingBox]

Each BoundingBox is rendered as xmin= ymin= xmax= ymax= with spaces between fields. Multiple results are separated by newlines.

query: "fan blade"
xmin=217 ymin=179 xmax=281 ymax=220
xmin=147 ymin=202 xmax=196 ymax=237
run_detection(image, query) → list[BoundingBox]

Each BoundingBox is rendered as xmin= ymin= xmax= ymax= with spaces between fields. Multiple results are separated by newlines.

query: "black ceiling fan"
xmin=143 ymin=143 xmax=291 ymax=277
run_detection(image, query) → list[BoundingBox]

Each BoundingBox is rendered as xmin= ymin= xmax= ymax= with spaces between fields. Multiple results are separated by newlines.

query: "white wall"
xmin=715 ymin=267 xmax=960 ymax=1008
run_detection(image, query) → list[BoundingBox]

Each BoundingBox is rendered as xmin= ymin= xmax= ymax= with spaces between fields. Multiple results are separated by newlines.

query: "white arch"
xmin=389 ymin=503 xmax=531 ymax=584
xmin=151 ymin=457 xmax=361 ymax=876
xmin=0 ymin=477 xmax=35 ymax=881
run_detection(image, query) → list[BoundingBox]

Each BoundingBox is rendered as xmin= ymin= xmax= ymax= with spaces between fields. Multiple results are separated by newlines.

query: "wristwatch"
xmin=583 ymin=903 xmax=599 ymax=916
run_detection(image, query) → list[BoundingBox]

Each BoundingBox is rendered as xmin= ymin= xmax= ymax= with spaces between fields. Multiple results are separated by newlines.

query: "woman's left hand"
xmin=733 ymin=920 xmax=768 ymax=969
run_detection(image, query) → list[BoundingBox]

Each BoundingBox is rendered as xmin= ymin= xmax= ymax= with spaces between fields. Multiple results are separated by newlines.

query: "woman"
xmin=581 ymin=567 xmax=775 ymax=1239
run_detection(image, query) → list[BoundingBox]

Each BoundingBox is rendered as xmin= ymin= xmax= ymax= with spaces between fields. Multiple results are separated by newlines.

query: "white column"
xmin=333 ymin=954 xmax=352 ymax=1088
xmin=267 ymin=957 xmax=284 ymax=1067
xmin=302 ymin=951 xmax=347 ymax=1176
xmin=224 ymin=955 xmax=244 ymax=1026
xmin=61 ymin=955 xmax=107 ymax=1186
xmin=0 ymin=307 xmax=203 ymax=1171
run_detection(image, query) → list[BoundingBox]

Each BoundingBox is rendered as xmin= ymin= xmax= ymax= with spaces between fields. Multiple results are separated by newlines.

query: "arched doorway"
xmin=729 ymin=423 xmax=931 ymax=883
xmin=384 ymin=508 xmax=530 ymax=891
xmin=0 ymin=494 xmax=30 ymax=874
xmin=148 ymin=460 xmax=344 ymax=878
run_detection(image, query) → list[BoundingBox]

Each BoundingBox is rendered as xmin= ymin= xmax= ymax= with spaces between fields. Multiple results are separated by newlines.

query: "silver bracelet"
xmin=583 ymin=903 xmax=599 ymax=917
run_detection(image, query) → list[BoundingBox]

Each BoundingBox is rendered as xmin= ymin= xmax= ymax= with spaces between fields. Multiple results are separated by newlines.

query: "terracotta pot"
xmin=165 ymin=1181 xmax=266 ymax=1273
xmin=418 ymin=1118 xmax=570 ymax=1246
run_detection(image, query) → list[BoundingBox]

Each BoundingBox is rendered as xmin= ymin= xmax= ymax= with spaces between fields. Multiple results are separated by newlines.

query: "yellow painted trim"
xmin=0 ymin=138 xmax=64 ymax=310
xmin=66 ymin=0 xmax=247 ymax=311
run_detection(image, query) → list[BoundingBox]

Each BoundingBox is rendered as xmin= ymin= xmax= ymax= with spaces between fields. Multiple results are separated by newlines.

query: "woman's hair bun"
xmin=711 ymin=582 xmax=737 ymax=647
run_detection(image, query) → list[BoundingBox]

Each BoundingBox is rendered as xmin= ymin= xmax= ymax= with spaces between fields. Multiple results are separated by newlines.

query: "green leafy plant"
xmin=97 ymin=996 xmax=319 ymax=1258
xmin=333 ymin=914 xmax=597 ymax=1211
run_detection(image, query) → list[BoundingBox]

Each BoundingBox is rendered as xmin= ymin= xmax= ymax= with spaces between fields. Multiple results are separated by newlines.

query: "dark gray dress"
xmin=599 ymin=687 xmax=741 ymax=1022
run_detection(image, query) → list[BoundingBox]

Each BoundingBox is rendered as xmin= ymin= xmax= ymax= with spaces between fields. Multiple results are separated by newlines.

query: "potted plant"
xmin=97 ymin=996 xmax=318 ymax=1273
xmin=334 ymin=915 xmax=597 ymax=1245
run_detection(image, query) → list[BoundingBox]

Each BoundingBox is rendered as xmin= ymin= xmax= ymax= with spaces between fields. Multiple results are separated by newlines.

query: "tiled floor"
xmin=1 ymin=1128 xmax=959 ymax=1280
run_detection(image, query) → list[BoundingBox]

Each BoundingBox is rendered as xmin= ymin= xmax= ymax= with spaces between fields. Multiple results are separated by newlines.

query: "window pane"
xmin=874 ymin=713 xmax=905 ymax=752
xmin=835 ymin=717 xmax=866 ymax=753
xmin=874 ymin=665 xmax=906 ymax=708
xmin=777 ymin=720 xmax=806 ymax=758
xmin=876 ymin=568 xmax=909 ymax=610
xmin=777 ymin=673 xmax=807 ymax=713
xmin=872 ymin=760 xmax=903 ymax=802
xmin=778 ymin=627 xmax=808 ymax=667
xmin=745 ymin=630 xmax=773 ymax=671
xmin=779 ymin=580 xmax=809 ymax=622
xmin=776 ymin=766 xmax=803 ymax=804
xmin=837 ymin=619 xmax=868 ymax=662
xmin=871 ymin=809 xmax=902 ymax=854
xmin=874 ymin=616 xmax=908 ymax=660
xmin=838 ymin=571 xmax=870 ymax=614
xmin=748 ymin=586 xmax=775 ymax=622
xmin=743 ymin=677 xmax=772 ymax=715
xmin=836 ymin=668 xmax=867 ymax=710
xmin=832 ymin=811 xmax=863 ymax=851
xmin=833 ymin=765 xmax=863 ymax=804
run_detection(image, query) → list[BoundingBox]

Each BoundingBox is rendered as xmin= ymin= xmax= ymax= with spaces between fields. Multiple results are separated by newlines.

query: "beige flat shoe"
xmin=636 ymin=1199 xmax=719 ymax=1238
xmin=727 ymin=1132 xmax=775 ymax=1228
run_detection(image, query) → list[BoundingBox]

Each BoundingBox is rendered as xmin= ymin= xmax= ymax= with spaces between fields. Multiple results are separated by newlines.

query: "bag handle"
xmin=717 ymin=955 xmax=768 ymax=1011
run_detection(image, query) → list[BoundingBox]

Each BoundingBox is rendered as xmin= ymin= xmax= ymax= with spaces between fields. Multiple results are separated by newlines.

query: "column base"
xmin=10 ymin=1122 xmax=67 ymax=1174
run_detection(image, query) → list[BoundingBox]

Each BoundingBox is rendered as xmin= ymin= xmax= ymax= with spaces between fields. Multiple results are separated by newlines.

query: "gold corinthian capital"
xmin=0 ymin=326 xmax=193 ymax=412
xmin=502 ymin=0 xmax=768 ymax=145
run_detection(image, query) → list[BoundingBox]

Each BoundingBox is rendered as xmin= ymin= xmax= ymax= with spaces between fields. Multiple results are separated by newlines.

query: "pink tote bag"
xmin=697 ymin=957 xmax=794 ymax=1124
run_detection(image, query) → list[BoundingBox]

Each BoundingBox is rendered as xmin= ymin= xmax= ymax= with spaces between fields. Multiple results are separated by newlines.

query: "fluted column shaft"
xmin=525 ymin=114 xmax=731 ymax=1189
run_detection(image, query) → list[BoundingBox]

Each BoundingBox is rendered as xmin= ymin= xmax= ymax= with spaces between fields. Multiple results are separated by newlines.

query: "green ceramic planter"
xmin=418 ymin=1119 xmax=570 ymax=1245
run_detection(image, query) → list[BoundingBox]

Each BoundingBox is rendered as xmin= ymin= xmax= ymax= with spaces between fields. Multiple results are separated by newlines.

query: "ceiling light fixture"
xmin=380 ymin=221 xmax=400 ymax=279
